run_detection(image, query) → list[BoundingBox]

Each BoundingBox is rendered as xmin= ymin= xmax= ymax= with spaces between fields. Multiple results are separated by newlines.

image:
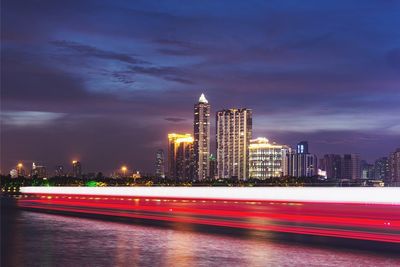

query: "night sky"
xmin=1 ymin=0 xmax=399 ymax=175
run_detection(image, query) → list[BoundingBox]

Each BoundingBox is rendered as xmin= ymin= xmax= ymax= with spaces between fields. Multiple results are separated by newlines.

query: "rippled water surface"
xmin=2 ymin=202 xmax=400 ymax=267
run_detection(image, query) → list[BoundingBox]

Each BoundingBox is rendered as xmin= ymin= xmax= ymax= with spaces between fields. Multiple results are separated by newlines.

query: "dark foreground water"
xmin=2 ymin=198 xmax=400 ymax=267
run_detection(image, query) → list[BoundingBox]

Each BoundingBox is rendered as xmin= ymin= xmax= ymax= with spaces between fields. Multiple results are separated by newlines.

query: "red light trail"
xmin=17 ymin=187 xmax=400 ymax=244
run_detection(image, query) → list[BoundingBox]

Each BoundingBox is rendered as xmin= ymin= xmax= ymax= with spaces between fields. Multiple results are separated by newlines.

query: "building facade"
xmin=155 ymin=149 xmax=165 ymax=178
xmin=288 ymin=141 xmax=317 ymax=177
xmin=321 ymin=154 xmax=342 ymax=179
xmin=168 ymin=133 xmax=195 ymax=181
xmin=209 ymin=154 xmax=216 ymax=180
xmin=341 ymin=154 xmax=360 ymax=180
xmin=248 ymin=137 xmax=290 ymax=179
xmin=360 ymin=160 xmax=374 ymax=179
xmin=216 ymin=108 xmax=252 ymax=180
xmin=374 ymin=157 xmax=389 ymax=181
xmin=194 ymin=93 xmax=211 ymax=180
xmin=389 ymin=148 xmax=400 ymax=185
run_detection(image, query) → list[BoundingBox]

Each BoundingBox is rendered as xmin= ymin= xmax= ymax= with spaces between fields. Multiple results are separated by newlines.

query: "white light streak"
xmin=19 ymin=187 xmax=400 ymax=205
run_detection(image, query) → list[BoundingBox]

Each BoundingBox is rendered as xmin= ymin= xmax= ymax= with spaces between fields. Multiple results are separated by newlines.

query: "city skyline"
xmin=1 ymin=92 xmax=399 ymax=175
xmin=2 ymin=1 xmax=399 ymax=174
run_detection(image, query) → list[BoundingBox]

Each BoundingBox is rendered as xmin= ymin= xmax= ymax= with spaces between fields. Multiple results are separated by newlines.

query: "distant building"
xmin=374 ymin=157 xmax=389 ymax=181
xmin=55 ymin=165 xmax=64 ymax=177
xmin=155 ymin=149 xmax=165 ymax=178
xmin=194 ymin=93 xmax=211 ymax=180
xmin=168 ymin=133 xmax=195 ymax=181
xmin=296 ymin=141 xmax=309 ymax=154
xmin=389 ymin=148 xmax=400 ymax=185
xmin=72 ymin=160 xmax=82 ymax=178
xmin=321 ymin=154 xmax=342 ymax=179
xmin=31 ymin=162 xmax=47 ymax=178
xmin=288 ymin=141 xmax=317 ymax=177
xmin=216 ymin=108 xmax=252 ymax=180
xmin=360 ymin=160 xmax=374 ymax=179
xmin=86 ymin=172 xmax=96 ymax=179
xmin=132 ymin=171 xmax=141 ymax=180
xmin=248 ymin=137 xmax=291 ymax=179
xmin=10 ymin=169 xmax=18 ymax=178
xmin=341 ymin=154 xmax=360 ymax=180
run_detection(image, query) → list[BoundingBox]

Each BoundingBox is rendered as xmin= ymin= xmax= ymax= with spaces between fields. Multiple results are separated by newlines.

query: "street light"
xmin=121 ymin=166 xmax=127 ymax=177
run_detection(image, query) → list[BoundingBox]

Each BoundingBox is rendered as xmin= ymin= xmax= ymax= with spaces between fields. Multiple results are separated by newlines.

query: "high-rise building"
xmin=72 ymin=160 xmax=82 ymax=178
xmin=360 ymin=160 xmax=374 ymax=179
xmin=389 ymin=148 xmax=400 ymax=185
xmin=55 ymin=165 xmax=64 ymax=177
xmin=321 ymin=154 xmax=342 ymax=179
xmin=168 ymin=133 xmax=195 ymax=181
xmin=155 ymin=149 xmax=165 ymax=178
xmin=374 ymin=157 xmax=389 ymax=181
xmin=216 ymin=108 xmax=252 ymax=180
xmin=248 ymin=137 xmax=291 ymax=179
xmin=194 ymin=93 xmax=211 ymax=180
xmin=296 ymin=141 xmax=309 ymax=154
xmin=341 ymin=154 xmax=360 ymax=180
xmin=288 ymin=141 xmax=317 ymax=177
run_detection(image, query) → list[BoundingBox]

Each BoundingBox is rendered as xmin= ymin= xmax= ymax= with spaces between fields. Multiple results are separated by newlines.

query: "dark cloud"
xmin=50 ymin=40 xmax=147 ymax=65
xmin=1 ymin=49 xmax=88 ymax=103
xmin=155 ymin=38 xmax=204 ymax=56
xmin=127 ymin=66 xmax=193 ymax=84
xmin=111 ymin=71 xmax=135 ymax=84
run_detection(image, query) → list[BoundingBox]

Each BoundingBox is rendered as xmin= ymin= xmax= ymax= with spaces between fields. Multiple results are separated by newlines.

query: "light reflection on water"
xmin=3 ymin=209 xmax=400 ymax=267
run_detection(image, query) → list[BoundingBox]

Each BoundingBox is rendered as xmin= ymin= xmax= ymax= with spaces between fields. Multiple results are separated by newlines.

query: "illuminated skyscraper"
xmin=216 ymin=108 xmax=252 ymax=180
xmin=194 ymin=93 xmax=210 ymax=180
xmin=168 ymin=133 xmax=195 ymax=181
xmin=249 ymin=137 xmax=291 ymax=179
xmin=155 ymin=149 xmax=165 ymax=178
xmin=72 ymin=160 xmax=82 ymax=178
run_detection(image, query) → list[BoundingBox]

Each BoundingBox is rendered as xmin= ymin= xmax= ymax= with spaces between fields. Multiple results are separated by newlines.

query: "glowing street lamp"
xmin=17 ymin=163 xmax=23 ymax=168
xmin=121 ymin=166 xmax=128 ymax=177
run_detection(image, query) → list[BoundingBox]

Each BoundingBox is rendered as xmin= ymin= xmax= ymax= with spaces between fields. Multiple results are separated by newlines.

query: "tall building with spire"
xmin=194 ymin=93 xmax=211 ymax=180
xmin=216 ymin=108 xmax=252 ymax=180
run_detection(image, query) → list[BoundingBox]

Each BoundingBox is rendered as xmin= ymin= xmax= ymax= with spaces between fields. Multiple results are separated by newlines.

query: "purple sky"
xmin=1 ymin=0 xmax=399 ymax=175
